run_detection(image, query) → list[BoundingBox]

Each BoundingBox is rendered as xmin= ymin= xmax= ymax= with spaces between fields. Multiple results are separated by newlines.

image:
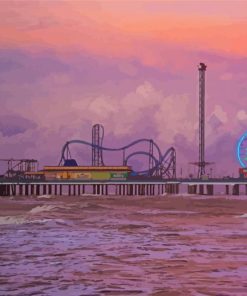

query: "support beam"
xmin=130 ymin=184 xmax=133 ymax=196
xmin=19 ymin=185 xmax=23 ymax=196
xmin=161 ymin=185 xmax=164 ymax=195
xmin=36 ymin=185 xmax=40 ymax=196
xmin=225 ymin=185 xmax=229 ymax=195
xmin=30 ymin=185 xmax=34 ymax=195
xmin=25 ymin=184 xmax=29 ymax=196
xmin=43 ymin=185 xmax=47 ymax=195
xmin=11 ymin=185 xmax=16 ymax=196
xmin=206 ymin=184 xmax=214 ymax=195
xmin=232 ymin=184 xmax=239 ymax=196
xmin=199 ymin=184 xmax=204 ymax=195
xmin=96 ymin=185 xmax=100 ymax=195
xmin=48 ymin=184 xmax=52 ymax=195
xmin=188 ymin=185 xmax=197 ymax=194
xmin=0 ymin=185 xmax=5 ymax=196
xmin=142 ymin=185 xmax=145 ymax=196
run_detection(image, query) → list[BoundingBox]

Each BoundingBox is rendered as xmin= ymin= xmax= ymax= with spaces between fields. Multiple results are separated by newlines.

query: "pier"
xmin=1 ymin=179 xmax=247 ymax=197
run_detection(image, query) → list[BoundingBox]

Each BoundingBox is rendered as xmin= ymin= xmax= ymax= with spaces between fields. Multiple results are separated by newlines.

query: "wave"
xmin=30 ymin=218 xmax=70 ymax=226
xmin=29 ymin=205 xmax=59 ymax=214
xmin=236 ymin=213 xmax=247 ymax=218
xmin=36 ymin=195 xmax=54 ymax=199
xmin=0 ymin=215 xmax=69 ymax=226
xmin=29 ymin=204 xmax=72 ymax=214
xmin=138 ymin=209 xmax=197 ymax=215
xmin=0 ymin=216 xmax=27 ymax=225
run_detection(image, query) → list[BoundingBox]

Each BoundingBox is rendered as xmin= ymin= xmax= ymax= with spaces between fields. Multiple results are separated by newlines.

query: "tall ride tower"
xmin=198 ymin=62 xmax=207 ymax=178
xmin=190 ymin=63 xmax=214 ymax=178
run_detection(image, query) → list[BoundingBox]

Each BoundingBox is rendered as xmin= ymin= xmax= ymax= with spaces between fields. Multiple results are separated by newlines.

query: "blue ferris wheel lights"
xmin=237 ymin=132 xmax=247 ymax=168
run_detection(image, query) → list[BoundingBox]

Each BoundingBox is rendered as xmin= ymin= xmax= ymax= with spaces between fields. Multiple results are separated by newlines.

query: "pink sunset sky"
xmin=0 ymin=0 xmax=247 ymax=176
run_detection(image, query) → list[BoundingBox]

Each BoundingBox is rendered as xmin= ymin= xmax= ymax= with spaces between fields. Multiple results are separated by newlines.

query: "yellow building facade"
xmin=43 ymin=166 xmax=131 ymax=181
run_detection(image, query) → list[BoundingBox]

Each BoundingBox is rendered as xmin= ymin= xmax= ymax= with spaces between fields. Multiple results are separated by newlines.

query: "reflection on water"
xmin=0 ymin=195 xmax=247 ymax=296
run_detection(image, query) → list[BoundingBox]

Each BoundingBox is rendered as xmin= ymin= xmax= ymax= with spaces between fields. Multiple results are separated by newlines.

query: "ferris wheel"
xmin=237 ymin=132 xmax=247 ymax=168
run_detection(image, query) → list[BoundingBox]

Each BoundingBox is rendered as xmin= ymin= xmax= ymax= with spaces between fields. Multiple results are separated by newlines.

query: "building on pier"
xmin=25 ymin=166 xmax=132 ymax=181
xmin=239 ymin=168 xmax=247 ymax=179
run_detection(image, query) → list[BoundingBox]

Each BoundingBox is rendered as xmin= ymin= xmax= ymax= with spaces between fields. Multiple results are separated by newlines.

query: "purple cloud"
xmin=0 ymin=114 xmax=37 ymax=137
xmin=0 ymin=49 xmax=69 ymax=84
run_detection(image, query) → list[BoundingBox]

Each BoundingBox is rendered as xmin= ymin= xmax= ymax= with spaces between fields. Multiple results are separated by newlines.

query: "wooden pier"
xmin=0 ymin=179 xmax=247 ymax=197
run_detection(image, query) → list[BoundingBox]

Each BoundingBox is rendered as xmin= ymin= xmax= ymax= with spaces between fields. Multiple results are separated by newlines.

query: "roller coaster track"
xmin=59 ymin=139 xmax=176 ymax=179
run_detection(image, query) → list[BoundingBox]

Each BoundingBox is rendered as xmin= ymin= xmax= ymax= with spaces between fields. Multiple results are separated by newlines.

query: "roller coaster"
xmin=59 ymin=124 xmax=176 ymax=179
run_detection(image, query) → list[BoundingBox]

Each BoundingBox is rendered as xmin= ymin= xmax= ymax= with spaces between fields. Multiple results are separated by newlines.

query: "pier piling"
xmin=1 ymin=180 xmax=247 ymax=198
xmin=206 ymin=185 xmax=214 ymax=195
xmin=232 ymin=184 xmax=240 ymax=196
xmin=225 ymin=185 xmax=229 ymax=195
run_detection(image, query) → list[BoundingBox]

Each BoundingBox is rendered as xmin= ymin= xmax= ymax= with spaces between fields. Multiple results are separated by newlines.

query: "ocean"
xmin=0 ymin=194 xmax=246 ymax=296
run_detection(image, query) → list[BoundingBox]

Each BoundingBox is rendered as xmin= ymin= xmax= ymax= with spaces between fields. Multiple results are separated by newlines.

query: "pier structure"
xmin=1 ymin=179 xmax=247 ymax=197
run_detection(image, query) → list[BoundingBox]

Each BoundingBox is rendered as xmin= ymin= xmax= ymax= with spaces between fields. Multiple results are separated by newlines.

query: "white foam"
xmin=236 ymin=213 xmax=247 ymax=218
xmin=138 ymin=209 xmax=197 ymax=215
xmin=29 ymin=205 xmax=58 ymax=214
xmin=0 ymin=215 xmax=70 ymax=226
xmin=31 ymin=218 xmax=67 ymax=225
xmin=80 ymin=193 xmax=99 ymax=197
xmin=161 ymin=192 xmax=168 ymax=196
xmin=0 ymin=216 xmax=27 ymax=225
xmin=36 ymin=195 xmax=54 ymax=199
xmin=29 ymin=204 xmax=72 ymax=214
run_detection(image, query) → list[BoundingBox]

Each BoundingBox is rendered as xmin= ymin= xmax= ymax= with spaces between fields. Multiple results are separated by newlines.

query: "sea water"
xmin=0 ymin=195 xmax=246 ymax=296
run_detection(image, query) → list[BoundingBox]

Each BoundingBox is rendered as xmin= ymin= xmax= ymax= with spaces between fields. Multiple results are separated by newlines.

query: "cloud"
xmin=88 ymin=95 xmax=118 ymax=119
xmin=0 ymin=49 xmax=69 ymax=85
xmin=154 ymin=93 xmax=196 ymax=144
xmin=220 ymin=72 xmax=233 ymax=81
xmin=206 ymin=132 xmax=239 ymax=177
xmin=1 ymin=0 xmax=247 ymax=63
xmin=237 ymin=110 xmax=247 ymax=121
xmin=207 ymin=105 xmax=228 ymax=133
xmin=208 ymin=114 xmax=223 ymax=130
xmin=118 ymin=61 xmax=138 ymax=77
xmin=213 ymin=105 xmax=228 ymax=123
xmin=0 ymin=114 xmax=37 ymax=137
xmin=70 ymin=80 xmax=195 ymax=146
xmin=0 ymin=58 xmax=21 ymax=72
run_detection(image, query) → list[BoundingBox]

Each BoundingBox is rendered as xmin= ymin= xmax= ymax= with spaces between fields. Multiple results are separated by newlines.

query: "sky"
xmin=0 ymin=0 xmax=247 ymax=177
